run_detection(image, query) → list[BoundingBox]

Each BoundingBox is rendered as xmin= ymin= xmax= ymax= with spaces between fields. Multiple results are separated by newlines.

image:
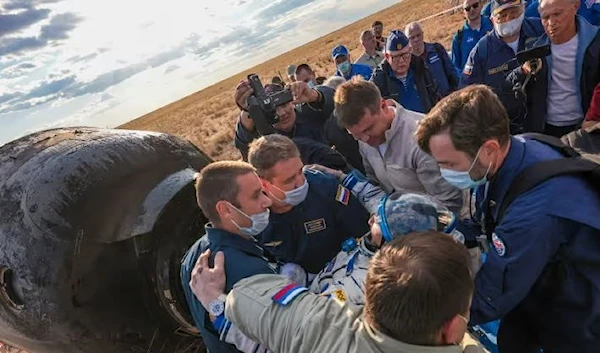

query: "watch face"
xmin=208 ymin=299 xmax=225 ymax=317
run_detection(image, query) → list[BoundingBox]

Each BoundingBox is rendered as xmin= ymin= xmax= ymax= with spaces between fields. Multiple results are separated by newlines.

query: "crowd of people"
xmin=180 ymin=0 xmax=600 ymax=353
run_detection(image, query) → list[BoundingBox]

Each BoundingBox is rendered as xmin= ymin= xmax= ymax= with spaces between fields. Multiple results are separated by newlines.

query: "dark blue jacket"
xmin=421 ymin=42 xmax=459 ymax=96
xmin=258 ymin=169 xmax=370 ymax=274
xmin=451 ymin=17 xmax=494 ymax=74
xmin=371 ymin=56 xmax=441 ymax=113
xmin=460 ymin=18 xmax=544 ymax=133
xmin=506 ymin=16 xmax=600 ymax=132
xmin=234 ymin=85 xmax=336 ymax=160
xmin=467 ymin=136 xmax=600 ymax=353
xmin=482 ymin=2 xmax=491 ymax=17
xmin=180 ymin=225 xmax=276 ymax=353
xmin=335 ymin=63 xmax=373 ymax=80
xmin=525 ymin=0 xmax=600 ymax=26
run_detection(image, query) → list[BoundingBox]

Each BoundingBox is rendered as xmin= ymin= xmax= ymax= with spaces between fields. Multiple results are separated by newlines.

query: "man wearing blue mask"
xmin=180 ymin=161 xmax=277 ymax=353
xmin=332 ymin=45 xmax=373 ymax=81
xmin=415 ymin=84 xmax=600 ymax=353
xmin=294 ymin=64 xmax=317 ymax=88
xmin=248 ymin=134 xmax=370 ymax=275
xmin=461 ymin=0 xmax=544 ymax=134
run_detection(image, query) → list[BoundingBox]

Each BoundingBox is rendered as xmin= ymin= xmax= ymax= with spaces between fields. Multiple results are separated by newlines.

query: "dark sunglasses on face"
xmin=464 ymin=2 xmax=480 ymax=11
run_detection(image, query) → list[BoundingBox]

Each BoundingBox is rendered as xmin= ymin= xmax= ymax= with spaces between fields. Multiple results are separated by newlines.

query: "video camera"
xmin=513 ymin=44 xmax=551 ymax=98
xmin=246 ymin=74 xmax=294 ymax=136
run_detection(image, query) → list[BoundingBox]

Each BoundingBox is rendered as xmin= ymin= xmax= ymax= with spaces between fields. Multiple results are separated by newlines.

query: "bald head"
xmin=405 ymin=22 xmax=424 ymax=56
xmin=539 ymin=0 xmax=579 ymax=44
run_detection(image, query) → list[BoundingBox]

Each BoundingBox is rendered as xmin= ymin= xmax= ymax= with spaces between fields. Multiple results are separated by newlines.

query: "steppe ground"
xmin=120 ymin=0 xmax=467 ymax=161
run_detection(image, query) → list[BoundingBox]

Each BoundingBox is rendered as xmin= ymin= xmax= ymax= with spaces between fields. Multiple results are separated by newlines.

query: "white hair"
xmin=323 ymin=76 xmax=346 ymax=90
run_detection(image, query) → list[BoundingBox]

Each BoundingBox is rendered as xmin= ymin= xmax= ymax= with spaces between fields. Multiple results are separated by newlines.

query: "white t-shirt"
xmin=547 ymin=35 xmax=583 ymax=126
xmin=507 ymin=38 xmax=519 ymax=54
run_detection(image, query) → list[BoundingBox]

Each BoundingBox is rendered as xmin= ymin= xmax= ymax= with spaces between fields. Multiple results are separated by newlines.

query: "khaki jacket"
xmin=359 ymin=102 xmax=463 ymax=214
xmin=225 ymin=274 xmax=488 ymax=353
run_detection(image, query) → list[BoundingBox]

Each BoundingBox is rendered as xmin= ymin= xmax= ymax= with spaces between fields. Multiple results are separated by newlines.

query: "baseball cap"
xmin=331 ymin=45 xmax=349 ymax=59
xmin=287 ymin=64 xmax=296 ymax=77
xmin=376 ymin=192 xmax=458 ymax=243
xmin=491 ymin=0 xmax=523 ymax=16
xmin=385 ymin=30 xmax=409 ymax=52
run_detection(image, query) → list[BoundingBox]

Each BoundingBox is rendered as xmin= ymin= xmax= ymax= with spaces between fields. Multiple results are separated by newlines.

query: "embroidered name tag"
xmin=304 ymin=218 xmax=326 ymax=234
xmin=263 ymin=240 xmax=283 ymax=247
xmin=335 ymin=185 xmax=350 ymax=205
xmin=488 ymin=63 xmax=508 ymax=75
xmin=272 ymin=283 xmax=308 ymax=306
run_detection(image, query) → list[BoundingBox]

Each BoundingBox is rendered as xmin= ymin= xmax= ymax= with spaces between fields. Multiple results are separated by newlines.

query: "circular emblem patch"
xmin=492 ymin=233 xmax=506 ymax=257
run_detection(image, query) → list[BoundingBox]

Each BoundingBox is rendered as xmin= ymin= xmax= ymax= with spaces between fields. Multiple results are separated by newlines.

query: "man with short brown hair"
xmin=334 ymin=77 xmax=463 ymax=214
xmin=247 ymin=134 xmax=370 ymax=275
xmin=180 ymin=161 xmax=275 ymax=353
xmin=189 ymin=231 xmax=486 ymax=353
xmin=415 ymin=84 xmax=600 ymax=352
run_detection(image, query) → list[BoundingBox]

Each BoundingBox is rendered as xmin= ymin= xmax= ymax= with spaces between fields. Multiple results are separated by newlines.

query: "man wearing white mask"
xmin=460 ymin=0 xmax=544 ymax=134
xmin=180 ymin=161 xmax=277 ymax=353
xmin=248 ymin=134 xmax=371 ymax=275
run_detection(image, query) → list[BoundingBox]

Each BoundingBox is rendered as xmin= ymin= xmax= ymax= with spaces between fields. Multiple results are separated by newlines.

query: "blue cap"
xmin=385 ymin=30 xmax=410 ymax=52
xmin=491 ymin=0 xmax=523 ymax=16
xmin=331 ymin=45 xmax=349 ymax=59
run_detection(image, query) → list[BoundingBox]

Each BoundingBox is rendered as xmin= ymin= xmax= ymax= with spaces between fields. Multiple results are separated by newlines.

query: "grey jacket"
xmin=359 ymin=101 xmax=463 ymax=213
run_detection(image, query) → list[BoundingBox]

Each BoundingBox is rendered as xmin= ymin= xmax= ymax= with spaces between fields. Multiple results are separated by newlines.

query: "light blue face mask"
xmin=228 ymin=202 xmax=270 ymax=236
xmin=337 ymin=61 xmax=351 ymax=75
xmin=440 ymin=147 xmax=491 ymax=190
xmin=306 ymin=81 xmax=316 ymax=89
xmin=270 ymin=179 xmax=309 ymax=206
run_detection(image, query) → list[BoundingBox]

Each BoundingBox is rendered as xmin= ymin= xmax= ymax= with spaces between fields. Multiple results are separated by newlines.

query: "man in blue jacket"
xmin=461 ymin=0 xmax=544 ymax=134
xmin=248 ymin=134 xmax=370 ymax=274
xmin=415 ymin=84 xmax=600 ymax=353
xmin=332 ymin=45 xmax=373 ymax=80
xmin=234 ymin=80 xmax=335 ymax=159
xmin=525 ymin=0 xmax=600 ymax=25
xmin=180 ymin=161 xmax=276 ymax=353
xmin=371 ymin=30 xmax=441 ymax=113
xmin=451 ymin=0 xmax=494 ymax=74
xmin=506 ymin=0 xmax=600 ymax=136
xmin=406 ymin=21 xmax=459 ymax=96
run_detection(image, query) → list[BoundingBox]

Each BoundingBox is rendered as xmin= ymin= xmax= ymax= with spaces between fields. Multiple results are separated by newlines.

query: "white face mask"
xmin=227 ymin=202 xmax=270 ymax=236
xmin=269 ymin=179 xmax=309 ymax=206
xmin=494 ymin=12 xmax=525 ymax=38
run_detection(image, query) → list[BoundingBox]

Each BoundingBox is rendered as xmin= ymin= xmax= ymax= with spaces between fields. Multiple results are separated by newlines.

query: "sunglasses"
xmin=464 ymin=2 xmax=480 ymax=11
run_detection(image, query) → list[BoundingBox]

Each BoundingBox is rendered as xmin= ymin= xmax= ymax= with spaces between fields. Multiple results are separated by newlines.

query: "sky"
xmin=0 ymin=0 xmax=398 ymax=145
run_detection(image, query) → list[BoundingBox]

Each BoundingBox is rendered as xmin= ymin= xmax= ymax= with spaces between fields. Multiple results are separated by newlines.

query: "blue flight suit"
xmin=235 ymin=85 xmax=336 ymax=160
xmin=180 ymin=225 xmax=277 ymax=353
xmin=460 ymin=18 xmax=544 ymax=134
xmin=505 ymin=15 xmax=600 ymax=133
xmin=335 ymin=63 xmax=373 ymax=80
xmin=258 ymin=169 xmax=371 ymax=274
xmin=451 ymin=16 xmax=494 ymax=74
xmin=525 ymin=0 xmax=600 ymax=26
xmin=371 ymin=57 xmax=441 ymax=113
xmin=420 ymin=42 xmax=459 ymax=96
xmin=464 ymin=136 xmax=600 ymax=353
xmin=482 ymin=2 xmax=492 ymax=17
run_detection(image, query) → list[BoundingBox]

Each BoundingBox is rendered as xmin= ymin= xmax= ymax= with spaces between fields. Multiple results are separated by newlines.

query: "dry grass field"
xmin=120 ymin=0 xmax=470 ymax=161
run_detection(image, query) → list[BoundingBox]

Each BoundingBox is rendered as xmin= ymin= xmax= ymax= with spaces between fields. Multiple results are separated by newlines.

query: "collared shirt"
xmin=180 ymin=224 xmax=276 ymax=353
xmin=354 ymin=51 xmax=384 ymax=70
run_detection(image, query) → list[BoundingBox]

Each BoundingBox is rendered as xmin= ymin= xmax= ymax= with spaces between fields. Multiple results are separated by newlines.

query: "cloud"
xmin=164 ymin=64 xmax=180 ymax=74
xmin=0 ymin=8 xmax=51 ymax=37
xmin=0 ymin=12 xmax=83 ymax=56
xmin=23 ymin=75 xmax=77 ymax=99
xmin=2 ymin=61 xmax=36 ymax=78
xmin=67 ymin=52 xmax=98 ymax=63
xmin=254 ymin=0 xmax=318 ymax=22
xmin=3 ymin=0 xmax=62 ymax=11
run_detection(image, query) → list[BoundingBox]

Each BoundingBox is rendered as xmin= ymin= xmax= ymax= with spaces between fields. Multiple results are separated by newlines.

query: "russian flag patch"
xmin=272 ymin=283 xmax=308 ymax=306
xmin=335 ymin=185 xmax=350 ymax=205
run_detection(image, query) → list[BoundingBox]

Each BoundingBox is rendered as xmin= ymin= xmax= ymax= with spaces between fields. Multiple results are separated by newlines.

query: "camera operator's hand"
xmin=235 ymin=80 xmax=256 ymax=131
xmin=522 ymin=59 xmax=542 ymax=75
xmin=288 ymin=81 xmax=320 ymax=104
xmin=234 ymin=80 xmax=253 ymax=111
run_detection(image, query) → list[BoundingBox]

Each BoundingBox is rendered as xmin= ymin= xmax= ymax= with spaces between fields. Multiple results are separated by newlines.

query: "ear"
xmin=215 ymin=200 xmax=233 ymax=220
xmin=440 ymin=315 xmax=466 ymax=345
xmin=482 ymin=139 xmax=501 ymax=155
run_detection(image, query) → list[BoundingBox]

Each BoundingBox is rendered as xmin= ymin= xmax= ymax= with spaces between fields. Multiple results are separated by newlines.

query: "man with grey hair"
xmin=506 ymin=0 xmax=600 ymax=136
xmin=354 ymin=30 xmax=384 ymax=70
xmin=405 ymin=21 xmax=458 ymax=96
xmin=323 ymin=76 xmax=346 ymax=90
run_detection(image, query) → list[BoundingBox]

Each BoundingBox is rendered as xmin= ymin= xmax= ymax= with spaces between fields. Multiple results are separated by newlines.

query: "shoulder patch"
xmin=335 ymin=184 xmax=350 ymax=205
xmin=463 ymin=63 xmax=473 ymax=76
xmin=272 ymin=283 xmax=308 ymax=306
xmin=491 ymin=232 xmax=506 ymax=257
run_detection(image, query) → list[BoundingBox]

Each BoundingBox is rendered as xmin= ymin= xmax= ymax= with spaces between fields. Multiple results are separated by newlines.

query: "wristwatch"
xmin=207 ymin=294 xmax=228 ymax=317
